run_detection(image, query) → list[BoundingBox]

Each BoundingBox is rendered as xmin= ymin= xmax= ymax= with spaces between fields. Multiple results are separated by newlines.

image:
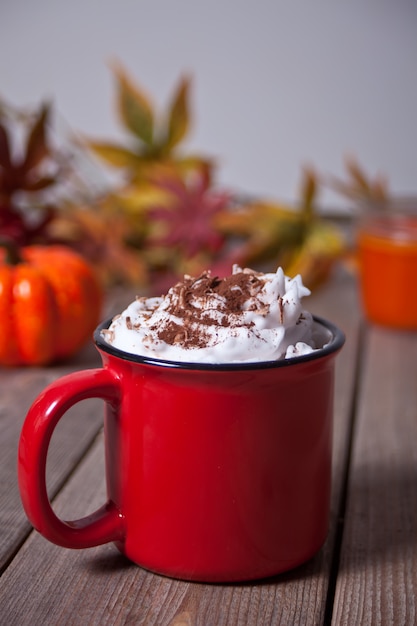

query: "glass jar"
xmin=356 ymin=200 xmax=417 ymax=329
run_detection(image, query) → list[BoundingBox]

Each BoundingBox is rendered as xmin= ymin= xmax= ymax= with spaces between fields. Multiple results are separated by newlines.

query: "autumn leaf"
xmin=111 ymin=180 xmax=172 ymax=215
xmin=85 ymin=141 xmax=140 ymax=169
xmin=0 ymin=102 xmax=59 ymax=197
xmin=84 ymin=65 xmax=212 ymax=185
xmin=284 ymin=220 xmax=346 ymax=288
xmin=345 ymin=157 xmax=373 ymax=195
xmin=22 ymin=103 xmax=50 ymax=172
xmin=51 ymin=200 xmax=149 ymax=286
xmin=165 ymin=75 xmax=191 ymax=151
xmin=0 ymin=100 xmax=64 ymax=246
xmin=0 ymin=124 xmax=11 ymax=169
xmin=145 ymin=169 xmax=230 ymax=259
xmin=112 ymin=61 xmax=154 ymax=146
xmin=216 ymin=200 xmax=305 ymax=265
xmin=0 ymin=203 xmax=55 ymax=246
xmin=299 ymin=165 xmax=317 ymax=223
xmin=327 ymin=156 xmax=389 ymax=206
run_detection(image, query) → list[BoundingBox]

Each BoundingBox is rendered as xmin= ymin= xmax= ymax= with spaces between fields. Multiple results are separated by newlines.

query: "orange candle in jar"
xmin=357 ymin=214 xmax=417 ymax=329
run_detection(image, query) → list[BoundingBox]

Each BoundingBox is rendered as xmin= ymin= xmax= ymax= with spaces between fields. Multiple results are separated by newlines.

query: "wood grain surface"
xmin=1 ymin=269 xmax=415 ymax=625
xmin=332 ymin=325 xmax=417 ymax=626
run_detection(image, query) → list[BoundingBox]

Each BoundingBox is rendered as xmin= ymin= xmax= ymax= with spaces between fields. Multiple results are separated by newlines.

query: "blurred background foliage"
xmin=0 ymin=63 xmax=363 ymax=294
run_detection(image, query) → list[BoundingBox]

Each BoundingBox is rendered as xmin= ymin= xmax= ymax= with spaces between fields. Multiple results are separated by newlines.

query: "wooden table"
xmin=1 ymin=268 xmax=416 ymax=625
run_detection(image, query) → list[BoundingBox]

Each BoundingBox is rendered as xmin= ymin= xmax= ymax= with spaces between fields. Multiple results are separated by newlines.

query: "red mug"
xmin=18 ymin=315 xmax=344 ymax=582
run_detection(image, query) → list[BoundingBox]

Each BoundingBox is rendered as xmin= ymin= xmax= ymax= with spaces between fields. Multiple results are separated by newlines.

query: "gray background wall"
xmin=1 ymin=0 xmax=416 ymax=209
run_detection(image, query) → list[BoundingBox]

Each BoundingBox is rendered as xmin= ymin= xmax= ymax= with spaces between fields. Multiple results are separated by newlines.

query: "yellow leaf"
xmin=109 ymin=183 xmax=173 ymax=214
xmin=216 ymin=201 xmax=305 ymax=266
xmin=86 ymin=141 xmax=140 ymax=168
xmin=174 ymin=155 xmax=215 ymax=178
xmin=216 ymin=201 xmax=302 ymax=240
xmin=112 ymin=61 xmax=154 ymax=145
xmin=284 ymin=221 xmax=346 ymax=287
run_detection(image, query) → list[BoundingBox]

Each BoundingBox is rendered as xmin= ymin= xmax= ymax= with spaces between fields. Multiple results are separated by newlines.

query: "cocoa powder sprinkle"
xmin=154 ymin=270 xmax=268 ymax=349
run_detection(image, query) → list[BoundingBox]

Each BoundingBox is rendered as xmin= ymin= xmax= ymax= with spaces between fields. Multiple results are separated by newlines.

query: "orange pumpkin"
xmin=0 ymin=245 xmax=103 ymax=366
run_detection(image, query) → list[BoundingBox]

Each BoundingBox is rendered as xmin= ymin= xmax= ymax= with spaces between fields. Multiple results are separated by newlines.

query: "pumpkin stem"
xmin=0 ymin=238 xmax=23 ymax=265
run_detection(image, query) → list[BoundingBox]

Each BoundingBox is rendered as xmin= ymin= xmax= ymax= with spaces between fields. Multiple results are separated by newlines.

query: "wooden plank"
xmin=0 ymin=286 xmax=131 ymax=572
xmin=0 ymin=346 xmax=104 ymax=572
xmin=308 ymin=267 xmax=361 ymax=513
xmin=0 ymin=271 xmax=361 ymax=624
xmin=332 ymin=325 xmax=417 ymax=625
xmin=0 ymin=431 xmax=342 ymax=626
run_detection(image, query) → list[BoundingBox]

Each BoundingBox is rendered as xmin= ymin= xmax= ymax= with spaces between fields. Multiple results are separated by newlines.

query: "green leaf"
xmin=165 ymin=75 xmax=191 ymax=150
xmin=113 ymin=63 xmax=154 ymax=146
xmin=22 ymin=103 xmax=50 ymax=172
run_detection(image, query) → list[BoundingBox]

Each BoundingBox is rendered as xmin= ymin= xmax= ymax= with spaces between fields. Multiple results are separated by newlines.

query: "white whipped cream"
xmin=103 ymin=266 xmax=323 ymax=363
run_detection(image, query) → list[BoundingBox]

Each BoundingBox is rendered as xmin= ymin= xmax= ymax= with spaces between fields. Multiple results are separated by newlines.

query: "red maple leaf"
xmin=146 ymin=169 xmax=231 ymax=259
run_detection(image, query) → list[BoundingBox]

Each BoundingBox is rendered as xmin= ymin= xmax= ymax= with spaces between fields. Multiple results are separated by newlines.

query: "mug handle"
xmin=18 ymin=368 xmax=125 ymax=549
